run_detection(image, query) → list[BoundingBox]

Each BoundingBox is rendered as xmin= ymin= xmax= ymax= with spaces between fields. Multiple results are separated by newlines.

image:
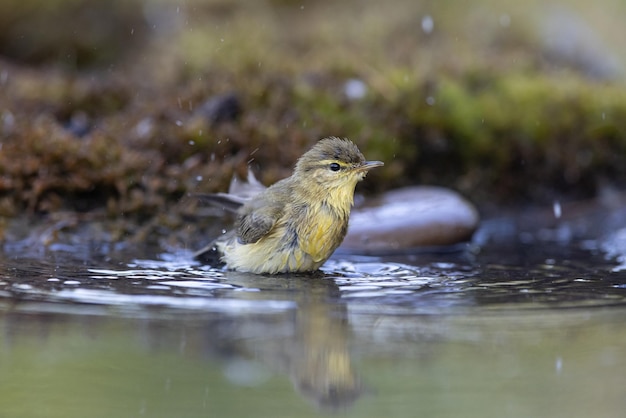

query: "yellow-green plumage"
xmin=199 ymin=137 xmax=383 ymax=274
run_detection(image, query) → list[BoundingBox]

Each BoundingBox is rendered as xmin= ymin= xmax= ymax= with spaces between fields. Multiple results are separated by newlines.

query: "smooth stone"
xmin=340 ymin=186 xmax=479 ymax=252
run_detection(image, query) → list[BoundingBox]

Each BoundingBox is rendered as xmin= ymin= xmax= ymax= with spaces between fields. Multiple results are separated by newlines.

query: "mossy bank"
xmin=1 ymin=0 xmax=626 ymax=245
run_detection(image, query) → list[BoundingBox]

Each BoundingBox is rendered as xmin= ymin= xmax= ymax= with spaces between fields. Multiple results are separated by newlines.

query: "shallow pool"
xmin=1 ymin=233 xmax=625 ymax=417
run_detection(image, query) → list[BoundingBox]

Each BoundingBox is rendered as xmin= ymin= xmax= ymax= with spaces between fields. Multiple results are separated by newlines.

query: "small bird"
xmin=195 ymin=137 xmax=383 ymax=274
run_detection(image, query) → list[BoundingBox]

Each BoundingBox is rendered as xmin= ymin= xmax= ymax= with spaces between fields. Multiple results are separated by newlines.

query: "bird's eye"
xmin=329 ymin=163 xmax=341 ymax=172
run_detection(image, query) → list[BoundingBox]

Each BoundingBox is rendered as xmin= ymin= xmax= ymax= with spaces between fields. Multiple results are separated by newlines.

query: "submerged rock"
xmin=341 ymin=186 xmax=479 ymax=252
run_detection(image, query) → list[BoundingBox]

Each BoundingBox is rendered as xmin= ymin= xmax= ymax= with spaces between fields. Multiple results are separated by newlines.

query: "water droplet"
xmin=188 ymin=140 xmax=195 ymax=145
xmin=135 ymin=118 xmax=153 ymax=138
xmin=421 ymin=15 xmax=434 ymax=34
xmin=344 ymin=79 xmax=367 ymax=100
xmin=196 ymin=176 xmax=203 ymax=181
xmin=553 ymin=201 xmax=562 ymax=219
xmin=175 ymin=120 xmax=183 ymax=127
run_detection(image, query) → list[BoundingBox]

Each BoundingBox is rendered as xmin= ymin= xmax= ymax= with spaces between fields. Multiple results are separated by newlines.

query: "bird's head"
xmin=294 ymin=137 xmax=383 ymax=191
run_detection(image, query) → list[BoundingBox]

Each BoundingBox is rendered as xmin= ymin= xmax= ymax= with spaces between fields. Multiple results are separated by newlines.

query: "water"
xmin=1 ymin=235 xmax=626 ymax=417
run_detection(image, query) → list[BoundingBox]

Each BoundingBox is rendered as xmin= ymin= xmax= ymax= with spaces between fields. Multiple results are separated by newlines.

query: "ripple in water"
xmin=0 ymin=240 xmax=625 ymax=315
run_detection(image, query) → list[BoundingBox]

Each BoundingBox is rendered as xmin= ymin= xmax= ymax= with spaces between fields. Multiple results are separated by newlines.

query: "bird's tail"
xmin=193 ymin=239 xmax=225 ymax=266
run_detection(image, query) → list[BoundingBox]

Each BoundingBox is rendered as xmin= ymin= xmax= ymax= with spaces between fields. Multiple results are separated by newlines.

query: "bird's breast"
xmin=296 ymin=202 xmax=349 ymax=262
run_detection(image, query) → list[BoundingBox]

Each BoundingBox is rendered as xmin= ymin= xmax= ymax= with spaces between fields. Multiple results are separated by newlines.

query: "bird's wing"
xmin=236 ymin=198 xmax=284 ymax=244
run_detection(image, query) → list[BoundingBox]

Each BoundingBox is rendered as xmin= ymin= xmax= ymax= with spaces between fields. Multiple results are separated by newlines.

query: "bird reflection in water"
xmin=223 ymin=272 xmax=363 ymax=410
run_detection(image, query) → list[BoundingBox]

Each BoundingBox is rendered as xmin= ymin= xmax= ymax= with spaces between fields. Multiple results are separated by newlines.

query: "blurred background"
xmin=1 ymin=0 xmax=626 ymax=240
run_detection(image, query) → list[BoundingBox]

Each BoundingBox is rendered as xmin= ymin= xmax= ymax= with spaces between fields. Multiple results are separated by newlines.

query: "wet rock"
xmin=476 ymin=190 xmax=626 ymax=245
xmin=198 ymin=93 xmax=242 ymax=124
xmin=341 ymin=186 xmax=479 ymax=252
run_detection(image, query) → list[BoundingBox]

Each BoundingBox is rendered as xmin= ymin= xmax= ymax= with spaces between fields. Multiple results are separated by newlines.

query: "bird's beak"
xmin=357 ymin=160 xmax=384 ymax=171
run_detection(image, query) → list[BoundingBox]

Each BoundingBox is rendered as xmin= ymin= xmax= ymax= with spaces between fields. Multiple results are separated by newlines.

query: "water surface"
xmin=1 ymin=235 xmax=625 ymax=417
